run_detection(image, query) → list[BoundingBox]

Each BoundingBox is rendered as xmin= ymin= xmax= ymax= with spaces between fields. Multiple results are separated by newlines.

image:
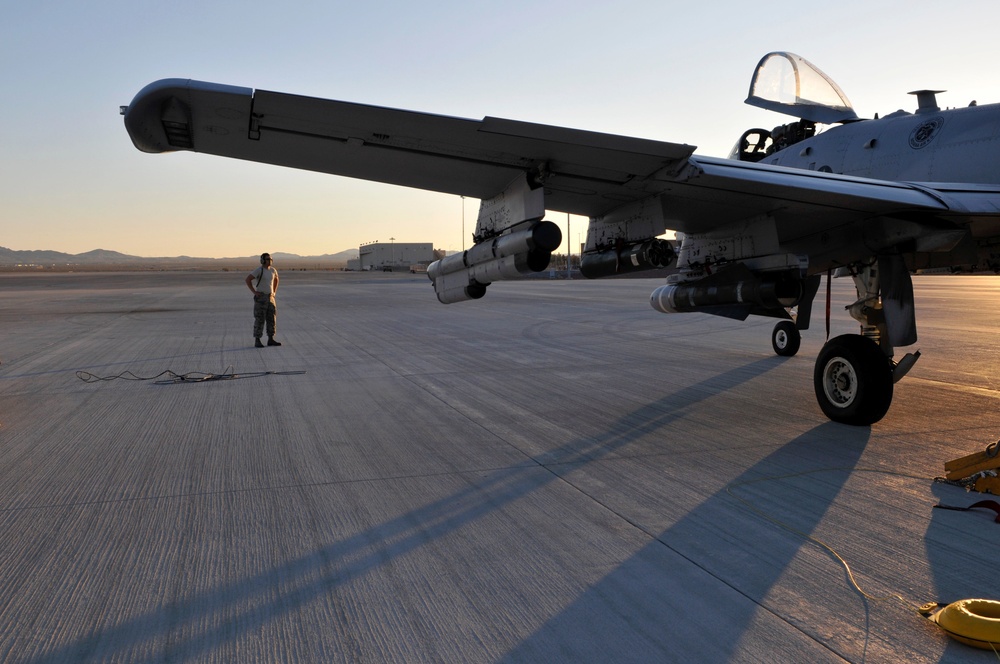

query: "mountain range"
xmin=0 ymin=246 xmax=359 ymax=268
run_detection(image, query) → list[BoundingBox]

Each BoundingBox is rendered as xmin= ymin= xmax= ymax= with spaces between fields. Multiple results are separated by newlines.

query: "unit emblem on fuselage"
xmin=909 ymin=117 xmax=945 ymax=149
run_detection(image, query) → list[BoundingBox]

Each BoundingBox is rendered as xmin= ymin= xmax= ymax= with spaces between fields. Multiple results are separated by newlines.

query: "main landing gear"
xmin=813 ymin=334 xmax=893 ymax=425
xmin=770 ymin=259 xmax=918 ymax=426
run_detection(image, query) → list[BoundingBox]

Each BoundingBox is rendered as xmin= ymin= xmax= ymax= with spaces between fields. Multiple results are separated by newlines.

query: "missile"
xmin=579 ymin=239 xmax=675 ymax=279
xmin=428 ymin=221 xmax=562 ymax=304
xmin=650 ymin=267 xmax=803 ymax=319
xmin=430 ymin=272 xmax=488 ymax=304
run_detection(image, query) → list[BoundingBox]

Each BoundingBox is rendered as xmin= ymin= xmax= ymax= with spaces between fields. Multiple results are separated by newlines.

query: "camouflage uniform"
xmin=252 ymin=291 xmax=276 ymax=339
xmin=246 ymin=254 xmax=280 ymax=346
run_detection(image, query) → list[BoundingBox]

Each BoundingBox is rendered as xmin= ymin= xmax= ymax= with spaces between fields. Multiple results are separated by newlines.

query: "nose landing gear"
xmin=771 ymin=320 xmax=801 ymax=356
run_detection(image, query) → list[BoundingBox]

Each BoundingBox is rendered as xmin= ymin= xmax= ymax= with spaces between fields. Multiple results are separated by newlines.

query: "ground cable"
xmin=75 ymin=366 xmax=305 ymax=384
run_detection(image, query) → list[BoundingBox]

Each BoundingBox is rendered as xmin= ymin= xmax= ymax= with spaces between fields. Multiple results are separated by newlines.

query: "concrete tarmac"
xmin=1 ymin=270 xmax=998 ymax=662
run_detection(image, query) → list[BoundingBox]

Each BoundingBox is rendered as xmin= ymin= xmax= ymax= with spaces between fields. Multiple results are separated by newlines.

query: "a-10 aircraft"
xmin=122 ymin=52 xmax=1000 ymax=426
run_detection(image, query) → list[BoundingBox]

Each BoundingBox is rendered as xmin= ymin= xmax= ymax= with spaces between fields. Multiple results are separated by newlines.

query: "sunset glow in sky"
xmin=4 ymin=1 xmax=1000 ymax=258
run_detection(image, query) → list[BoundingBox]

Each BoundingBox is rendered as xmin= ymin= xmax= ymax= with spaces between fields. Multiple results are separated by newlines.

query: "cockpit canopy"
xmin=745 ymin=51 xmax=858 ymax=124
xmin=731 ymin=52 xmax=860 ymax=162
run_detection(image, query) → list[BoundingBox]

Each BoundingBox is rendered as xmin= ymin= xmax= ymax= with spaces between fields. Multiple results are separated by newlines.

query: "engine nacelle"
xmin=427 ymin=221 xmax=562 ymax=304
xmin=579 ymin=239 xmax=676 ymax=279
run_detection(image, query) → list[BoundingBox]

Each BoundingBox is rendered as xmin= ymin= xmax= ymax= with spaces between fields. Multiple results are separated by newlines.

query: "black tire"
xmin=813 ymin=335 xmax=893 ymax=425
xmin=771 ymin=320 xmax=801 ymax=357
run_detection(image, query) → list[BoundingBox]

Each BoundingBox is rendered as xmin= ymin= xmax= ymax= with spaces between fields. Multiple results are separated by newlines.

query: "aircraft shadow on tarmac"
xmin=22 ymin=358 xmax=880 ymax=663
xmin=500 ymin=420 xmax=872 ymax=662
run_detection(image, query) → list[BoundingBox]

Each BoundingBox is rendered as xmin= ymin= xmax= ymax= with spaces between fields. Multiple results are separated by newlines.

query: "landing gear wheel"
xmin=814 ymin=335 xmax=893 ymax=425
xmin=771 ymin=320 xmax=801 ymax=357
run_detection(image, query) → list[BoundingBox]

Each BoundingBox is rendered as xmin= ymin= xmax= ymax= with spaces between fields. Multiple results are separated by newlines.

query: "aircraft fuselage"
xmin=765 ymin=101 xmax=1000 ymax=185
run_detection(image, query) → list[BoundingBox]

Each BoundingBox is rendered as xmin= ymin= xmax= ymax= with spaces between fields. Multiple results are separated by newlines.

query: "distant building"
xmin=355 ymin=242 xmax=434 ymax=271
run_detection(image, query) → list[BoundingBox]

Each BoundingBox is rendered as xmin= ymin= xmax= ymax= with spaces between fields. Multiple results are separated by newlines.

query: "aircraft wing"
xmin=662 ymin=157 xmax=1000 ymax=239
xmin=123 ymin=79 xmax=1000 ymax=249
xmin=122 ymin=79 xmax=695 ymax=220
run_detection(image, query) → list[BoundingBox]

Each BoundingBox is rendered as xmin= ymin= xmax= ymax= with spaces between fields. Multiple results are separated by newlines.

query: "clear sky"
xmin=4 ymin=0 xmax=1000 ymax=258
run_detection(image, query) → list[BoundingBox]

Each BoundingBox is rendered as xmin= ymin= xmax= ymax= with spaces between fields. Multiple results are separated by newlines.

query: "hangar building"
xmin=351 ymin=242 xmax=434 ymax=271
